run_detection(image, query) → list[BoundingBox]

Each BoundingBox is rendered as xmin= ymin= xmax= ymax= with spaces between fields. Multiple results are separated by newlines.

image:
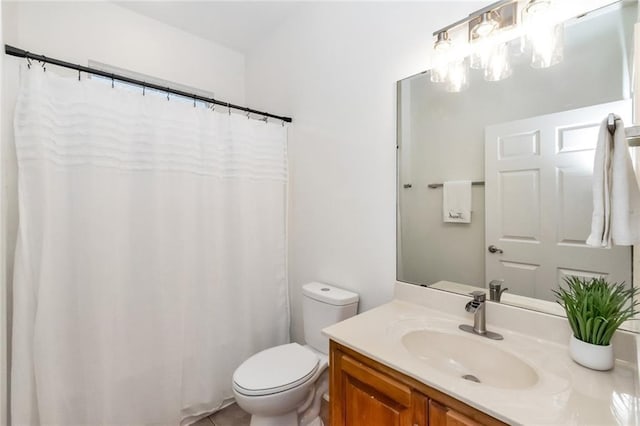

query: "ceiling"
xmin=115 ymin=1 xmax=306 ymax=53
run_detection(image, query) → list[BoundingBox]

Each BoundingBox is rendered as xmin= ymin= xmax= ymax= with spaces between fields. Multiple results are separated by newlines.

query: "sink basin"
xmin=401 ymin=330 xmax=539 ymax=390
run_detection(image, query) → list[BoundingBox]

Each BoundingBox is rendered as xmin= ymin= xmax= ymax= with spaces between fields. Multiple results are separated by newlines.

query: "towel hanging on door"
xmin=587 ymin=115 xmax=640 ymax=247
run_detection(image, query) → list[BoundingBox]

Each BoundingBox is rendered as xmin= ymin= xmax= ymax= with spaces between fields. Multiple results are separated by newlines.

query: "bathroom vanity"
xmin=323 ymin=283 xmax=640 ymax=426
xmin=330 ymin=340 xmax=504 ymax=426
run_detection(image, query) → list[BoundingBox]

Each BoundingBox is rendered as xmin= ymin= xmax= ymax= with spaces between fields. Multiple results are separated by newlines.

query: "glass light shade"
xmin=445 ymin=59 xmax=469 ymax=92
xmin=484 ymin=43 xmax=512 ymax=81
xmin=530 ymin=23 xmax=564 ymax=68
xmin=430 ymin=63 xmax=448 ymax=83
xmin=470 ymin=38 xmax=492 ymax=70
xmin=472 ymin=12 xmax=499 ymax=38
xmin=430 ymin=33 xmax=451 ymax=83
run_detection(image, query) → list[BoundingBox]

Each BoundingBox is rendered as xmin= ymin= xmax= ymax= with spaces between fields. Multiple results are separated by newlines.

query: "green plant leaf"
xmin=554 ymin=276 xmax=639 ymax=345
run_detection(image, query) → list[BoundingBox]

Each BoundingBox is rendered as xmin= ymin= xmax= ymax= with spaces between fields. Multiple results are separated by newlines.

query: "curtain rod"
xmin=4 ymin=44 xmax=293 ymax=123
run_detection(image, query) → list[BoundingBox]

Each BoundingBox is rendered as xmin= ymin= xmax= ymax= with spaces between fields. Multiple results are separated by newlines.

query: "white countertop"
xmin=323 ymin=299 xmax=640 ymax=425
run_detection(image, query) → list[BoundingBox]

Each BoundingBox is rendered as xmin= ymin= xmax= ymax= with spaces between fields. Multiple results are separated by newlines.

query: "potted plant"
xmin=553 ymin=276 xmax=638 ymax=371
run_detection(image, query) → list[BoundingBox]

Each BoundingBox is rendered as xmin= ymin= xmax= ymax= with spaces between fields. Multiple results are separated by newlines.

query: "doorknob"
xmin=488 ymin=245 xmax=503 ymax=254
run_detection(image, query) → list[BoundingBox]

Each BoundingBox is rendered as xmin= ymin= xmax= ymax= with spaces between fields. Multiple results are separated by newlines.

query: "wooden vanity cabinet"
xmin=329 ymin=341 xmax=505 ymax=426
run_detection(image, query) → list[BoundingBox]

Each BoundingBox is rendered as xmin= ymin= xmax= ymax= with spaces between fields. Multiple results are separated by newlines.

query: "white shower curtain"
xmin=11 ymin=69 xmax=289 ymax=426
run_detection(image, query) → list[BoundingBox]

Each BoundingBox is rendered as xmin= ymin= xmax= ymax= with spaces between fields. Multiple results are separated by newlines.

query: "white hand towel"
xmin=587 ymin=115 xmax=640 ymax=247
xmin=611 ymin=117 xmax=640 ymax=245
xmin=443 ymin=180 xmax=472 ymax=223
xmin=586 ymin=118 xmax=613 ymax=248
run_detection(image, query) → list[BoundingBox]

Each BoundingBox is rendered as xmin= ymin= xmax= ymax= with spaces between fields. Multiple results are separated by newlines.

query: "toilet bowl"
xmin=232 ymin=282 xmax=359 ymax=426
xmin=233 ymin=343 xmax=327 ymax=426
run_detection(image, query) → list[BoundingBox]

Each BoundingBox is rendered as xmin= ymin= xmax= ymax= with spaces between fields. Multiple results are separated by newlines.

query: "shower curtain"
xmin=11 ymin=69 xmax=289 ymax=425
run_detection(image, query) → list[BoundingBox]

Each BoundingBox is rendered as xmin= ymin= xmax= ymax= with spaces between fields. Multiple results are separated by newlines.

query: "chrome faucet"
xmin=489 ymin=279 xmax=508 ymax=302
xmin=459 ymin=291 xmax=503 ymax=340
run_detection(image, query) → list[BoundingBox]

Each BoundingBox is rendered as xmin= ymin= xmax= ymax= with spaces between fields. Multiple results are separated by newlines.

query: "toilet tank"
xmin=302 ymin=282 xmax=359 ymax=354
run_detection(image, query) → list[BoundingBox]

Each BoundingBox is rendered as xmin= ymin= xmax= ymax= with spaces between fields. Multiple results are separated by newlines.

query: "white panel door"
xmin=485 ymin=100 xmax=632 ymax=301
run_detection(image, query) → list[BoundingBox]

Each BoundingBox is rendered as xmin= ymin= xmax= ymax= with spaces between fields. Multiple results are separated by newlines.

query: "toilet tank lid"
xmin=302 ymin=282 xmax=359 ymax=306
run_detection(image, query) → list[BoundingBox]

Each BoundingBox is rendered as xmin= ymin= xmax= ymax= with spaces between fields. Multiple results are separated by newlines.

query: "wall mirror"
xmin=396 ymin=0 xmax=638 ymax=323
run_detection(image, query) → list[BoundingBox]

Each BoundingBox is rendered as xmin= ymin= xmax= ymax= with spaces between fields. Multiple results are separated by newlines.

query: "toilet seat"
xmin=233 ymin=343 xmax=319 ymax=397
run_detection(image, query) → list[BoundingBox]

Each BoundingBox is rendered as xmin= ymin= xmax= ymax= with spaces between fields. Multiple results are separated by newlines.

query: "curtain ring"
xmin=281 ymin=120 xmax=285 ymax=127
xmin=246 ymin=111 xmax=250 ymax=119
xmin=142 ymin=85 xmax=146 ymax=96
xmin=40 ymin=59 xmax=46 ymax=72
xmin=167 ymin=89 xmax=170 ymax=101
xmin=26 ymin=57 xmax=32 ymax=69
xmin=78 ymin=69 xmax=81 ymax=81
xmin=228 ymin=103 xmax=231 ymax=116
xmin=111 ymin=75 xmax=115 ymax=89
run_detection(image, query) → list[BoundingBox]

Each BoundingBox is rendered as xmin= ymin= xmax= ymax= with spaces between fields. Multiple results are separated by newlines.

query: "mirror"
xmin=397 ymin=1 xmax=637 ymax=319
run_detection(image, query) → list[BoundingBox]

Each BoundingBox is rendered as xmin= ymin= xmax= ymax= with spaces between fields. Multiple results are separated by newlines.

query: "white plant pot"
xmin=569 ymin=335 xmax=614 ymax=371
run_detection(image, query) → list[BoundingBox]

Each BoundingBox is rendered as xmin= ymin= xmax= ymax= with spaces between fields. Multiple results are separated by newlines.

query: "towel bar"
xmin=428 ymin=181 xmax=485 ymax=189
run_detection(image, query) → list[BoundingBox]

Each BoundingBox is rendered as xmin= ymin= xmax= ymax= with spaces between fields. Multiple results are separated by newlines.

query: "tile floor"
xmin=191 ymin=403 xmax=251 ymax=426
xmin=191 ymin=399 xmax=330 ymax=426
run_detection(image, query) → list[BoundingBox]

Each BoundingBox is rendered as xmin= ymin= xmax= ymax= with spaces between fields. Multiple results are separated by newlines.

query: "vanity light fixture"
xmin=430 ymin=0 xmax=564 ymax=91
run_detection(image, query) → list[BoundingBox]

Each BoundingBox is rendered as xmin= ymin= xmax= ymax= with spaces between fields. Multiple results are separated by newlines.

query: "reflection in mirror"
xmin=397 ymin=1 xmax=637 ymax=320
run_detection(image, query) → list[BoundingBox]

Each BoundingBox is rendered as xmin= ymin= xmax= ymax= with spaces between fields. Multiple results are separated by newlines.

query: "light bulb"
xmin=470 ymin=38 xmax=492 ymax=69
xmin=445 ymin=59 xmax=469 ymax=93
xmin=430 ymin=62 xmax=448 ymax=83
xmin=484 ymin=43 xmax=512 ymax=81
xmin=530 ymin=23 xmax=563 ymax=68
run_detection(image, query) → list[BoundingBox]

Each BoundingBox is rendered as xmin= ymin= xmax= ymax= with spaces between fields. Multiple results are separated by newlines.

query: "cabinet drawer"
xmin=341 ymin=354 xmax=412 ymax=407
xmin=429 ymin=400 xmax=481 ymax=426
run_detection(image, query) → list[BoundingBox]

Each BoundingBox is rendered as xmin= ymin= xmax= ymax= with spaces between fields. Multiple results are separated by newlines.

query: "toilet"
xmin=232 ymin=282 xmax=359 ymax=426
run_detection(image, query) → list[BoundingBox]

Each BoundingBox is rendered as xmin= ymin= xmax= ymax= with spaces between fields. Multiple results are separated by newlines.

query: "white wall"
xmin=1 ymin=3 xmax=246 ymax=423
xmin=245 ymin=2 xmax=482 ymax=343
xmin=3 ymin=2 xmax=246 ymax=104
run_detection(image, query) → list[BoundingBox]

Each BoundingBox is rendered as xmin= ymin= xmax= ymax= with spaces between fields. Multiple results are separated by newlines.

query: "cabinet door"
xmin=332 ymin=352 xmax=417 ymax=426
xmin=429 ymin=400 xmax=481 ymax=426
